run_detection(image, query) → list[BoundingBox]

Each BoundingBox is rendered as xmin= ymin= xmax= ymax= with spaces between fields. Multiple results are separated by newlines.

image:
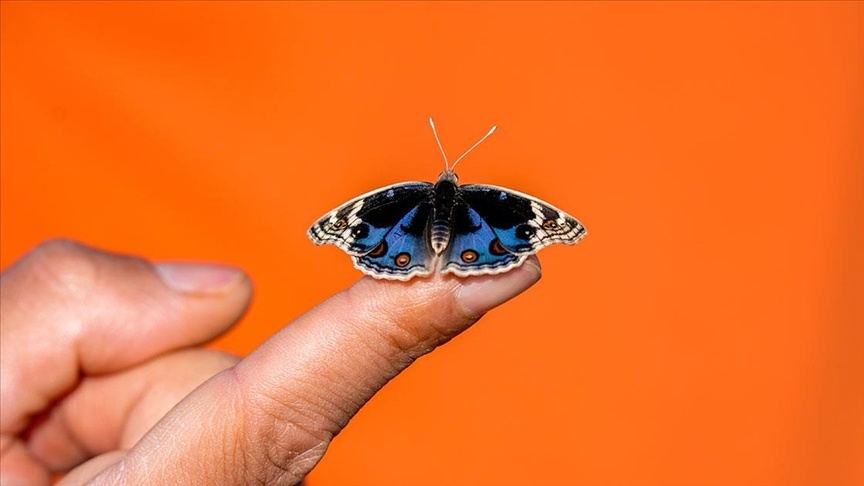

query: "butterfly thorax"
xmin=429 ymin=170 xmax=460 ymax=255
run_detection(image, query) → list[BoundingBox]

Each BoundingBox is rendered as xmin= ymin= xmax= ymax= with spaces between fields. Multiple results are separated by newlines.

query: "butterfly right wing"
xmin=440 ymin=202 xmax=526 ymax=277
xmin=308 ymin=181 xmax=435 ymax=279
xmin=459 ymin=184 xmax=587 ymax=253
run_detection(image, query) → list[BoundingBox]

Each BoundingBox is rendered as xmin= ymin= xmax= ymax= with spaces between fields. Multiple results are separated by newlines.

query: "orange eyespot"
xmin=489 ymin=239 xmax=509 ymax=256
xmin=369 ymin=240 xmax=387 ymax=257
xmin=395 ymin=253 xmax=411 ymax=267
xmin=461 ymin=250 xmax=479 ymax=263
xmin=332 ymin=218 xmax=348 ymax=230
xmin=543 ymin=219 xmax=560 ymax=230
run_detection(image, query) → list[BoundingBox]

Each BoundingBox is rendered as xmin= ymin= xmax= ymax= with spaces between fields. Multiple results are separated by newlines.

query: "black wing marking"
xmin=308 ymin=182 xmax=433 ymax=256
xmin=460 ymin=184 xmax=587 ymax=253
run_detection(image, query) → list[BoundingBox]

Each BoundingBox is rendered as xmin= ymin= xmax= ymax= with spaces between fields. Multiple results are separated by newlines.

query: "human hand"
xmin=0 ymin=240 xmax=540 ymax=485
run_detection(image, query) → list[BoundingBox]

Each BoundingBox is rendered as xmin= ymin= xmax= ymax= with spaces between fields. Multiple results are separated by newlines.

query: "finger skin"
xmin=27 ymin=349 xmax=239 ymax=471
xmin=0 ymin=240 xmax=253 ymax=485
xmin=2 ymin=239 xmax=540 ymax=486
xmin=86 ymin=260 xmax=541 ymax=485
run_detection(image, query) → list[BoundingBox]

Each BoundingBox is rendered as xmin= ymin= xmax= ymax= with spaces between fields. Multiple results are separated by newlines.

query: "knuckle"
xmin=24 ymin=239 xmax=101 ymax=299
xmin=18 ymin=239 xmax=151 ymax=301
xmin=227 ymin=370 xmax=333 ymax=484
xmin=252 ymin=438 xmax=328 ymax=485
xmin=347 ymin=281 xmax=455 ymax=361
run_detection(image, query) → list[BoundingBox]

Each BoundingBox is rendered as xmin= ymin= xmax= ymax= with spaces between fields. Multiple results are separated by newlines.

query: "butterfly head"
xmin=437 ymin=169 xmax=459 ymax=185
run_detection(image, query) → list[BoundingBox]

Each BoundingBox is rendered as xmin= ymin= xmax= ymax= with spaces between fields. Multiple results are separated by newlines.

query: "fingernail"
xmin=457 ymin=258 xmax=542 ymax=318
xmin=155 ymin=263 xmax=244 ymax=294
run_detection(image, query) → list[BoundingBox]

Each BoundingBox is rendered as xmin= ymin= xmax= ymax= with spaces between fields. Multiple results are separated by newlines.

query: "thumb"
xmin=1 ymin=239 xmax=253 ymax=486
xmin=1 ymin=239 xmax=252 ymax=428
xmin=84 ymin=259 xmax=541 ymax=485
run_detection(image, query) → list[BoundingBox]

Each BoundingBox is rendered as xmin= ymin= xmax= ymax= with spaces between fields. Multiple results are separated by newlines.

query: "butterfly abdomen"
xmin=429 ymin=174 xmax=459 ymax=255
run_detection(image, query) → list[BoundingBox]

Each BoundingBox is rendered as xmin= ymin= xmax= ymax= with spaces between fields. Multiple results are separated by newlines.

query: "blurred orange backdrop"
xmin=1 ymin=2 xmax=862 ymax=485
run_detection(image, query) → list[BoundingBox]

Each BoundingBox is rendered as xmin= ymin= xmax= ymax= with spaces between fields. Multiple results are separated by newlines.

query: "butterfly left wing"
xmin=352 ymin=202 xmax=435 ymax=280
xmin=308 ymin=182 xmax=432 ymax=255
xmin=308 ymin=181 xmax=437 ymax=280
xmin=440 ymin=184 xmax=586 ymax=276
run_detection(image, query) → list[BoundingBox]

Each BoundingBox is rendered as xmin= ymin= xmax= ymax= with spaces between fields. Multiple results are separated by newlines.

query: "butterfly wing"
xmin=308 ymin=182 xmax=435 ymax=279
xmin=446 ymin=184 xmax=586 ymax=274
xmin=441 ymin=203 xmax=526 ymax=276
xmin=353 ymin=202 xmax=435 ymax=280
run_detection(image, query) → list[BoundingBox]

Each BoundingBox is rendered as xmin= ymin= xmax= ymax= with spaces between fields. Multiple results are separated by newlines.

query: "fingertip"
xmin=456 ymin=256 xmax=542 ymax=318
xmin=154 ymin=262 xmax=249 ymax=296
xmin=343 ymin=256 xmax=542 ymax=325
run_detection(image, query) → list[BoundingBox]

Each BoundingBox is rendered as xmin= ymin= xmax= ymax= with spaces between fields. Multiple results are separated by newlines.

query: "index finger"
xmin=84 ymin=259 xmax=541 ymax=485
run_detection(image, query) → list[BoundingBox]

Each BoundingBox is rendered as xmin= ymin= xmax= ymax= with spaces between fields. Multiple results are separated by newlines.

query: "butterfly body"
xmin=308 ymin=168 xmax=587 ymax=280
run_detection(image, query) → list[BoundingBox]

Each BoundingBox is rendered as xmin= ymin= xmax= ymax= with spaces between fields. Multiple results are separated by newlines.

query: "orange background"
xmin=2 ymin=2 xmax=862 ymax=485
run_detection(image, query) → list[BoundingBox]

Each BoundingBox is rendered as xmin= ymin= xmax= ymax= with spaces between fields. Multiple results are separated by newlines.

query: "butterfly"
xmin=308 ymin=119 xmax=587 ymax=280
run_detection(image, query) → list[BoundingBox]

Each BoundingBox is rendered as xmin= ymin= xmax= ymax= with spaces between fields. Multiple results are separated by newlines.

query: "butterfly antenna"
xmin=429 ymin=117 xmax=451 ymax=170
xmin=450 ymin=123 xmax=498 ymax=172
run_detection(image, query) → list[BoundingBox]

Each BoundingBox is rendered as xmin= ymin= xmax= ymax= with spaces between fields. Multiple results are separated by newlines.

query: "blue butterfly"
xmin=308 ymin=119 xmax=587 ymax=280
